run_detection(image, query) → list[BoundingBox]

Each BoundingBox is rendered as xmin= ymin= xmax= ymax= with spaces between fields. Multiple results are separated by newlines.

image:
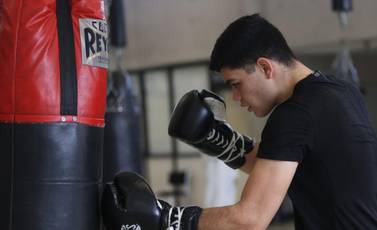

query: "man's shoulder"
xmin=294 ymin=72 xmax=359 ymax=98
xmin=288 ymin=72 xmax=353 ymax=111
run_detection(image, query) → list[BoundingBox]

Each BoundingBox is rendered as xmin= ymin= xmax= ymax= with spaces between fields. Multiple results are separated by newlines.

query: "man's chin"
xmin=253 ymin=109 xmax=271 ymax=118
xmin=254 ymin=112 xmax=265 ymax=118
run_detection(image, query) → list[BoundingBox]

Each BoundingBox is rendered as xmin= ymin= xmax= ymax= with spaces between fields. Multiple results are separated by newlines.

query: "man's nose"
xmin=232 ymin=89 xmax=241 ymax=101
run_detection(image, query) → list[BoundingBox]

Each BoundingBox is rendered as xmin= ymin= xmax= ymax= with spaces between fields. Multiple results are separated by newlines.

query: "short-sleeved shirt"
xmin=258 ymin=71 xmax=377 ymax=229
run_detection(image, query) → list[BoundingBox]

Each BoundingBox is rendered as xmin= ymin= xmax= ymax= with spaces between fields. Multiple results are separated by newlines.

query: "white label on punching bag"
xmin=79 ymin=18 xmax=109 ymax=69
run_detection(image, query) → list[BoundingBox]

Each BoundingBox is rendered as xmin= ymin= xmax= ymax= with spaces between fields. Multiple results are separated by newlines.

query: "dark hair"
xmin=209 ymin=14 xmax=296 ymax=72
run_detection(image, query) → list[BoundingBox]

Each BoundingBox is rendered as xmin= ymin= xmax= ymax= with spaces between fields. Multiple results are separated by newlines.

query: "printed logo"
xmin=79 ymin=18 xmax=109 ymax=69
xmin=121 ymin=224 xmax=141 ymax=230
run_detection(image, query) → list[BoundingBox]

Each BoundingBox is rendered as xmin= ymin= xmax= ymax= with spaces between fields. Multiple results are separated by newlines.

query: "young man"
xmin=102 ymin=14 xmax=377 ymax=230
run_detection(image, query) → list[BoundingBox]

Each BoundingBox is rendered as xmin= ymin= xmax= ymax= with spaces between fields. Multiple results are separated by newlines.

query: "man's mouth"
xmin=240 ymin=103 xmax=252 ymax=112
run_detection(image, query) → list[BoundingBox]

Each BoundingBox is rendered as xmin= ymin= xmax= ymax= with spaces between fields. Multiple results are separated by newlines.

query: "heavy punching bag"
xmin=103 ymin=0 xmax=144 ymax=182
xmin=0 ymin=0 xmax=108 ymax=229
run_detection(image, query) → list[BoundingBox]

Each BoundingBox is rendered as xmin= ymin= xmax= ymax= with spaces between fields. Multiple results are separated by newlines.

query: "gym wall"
xmin=123 ymin=0 xmax=377 ymax=69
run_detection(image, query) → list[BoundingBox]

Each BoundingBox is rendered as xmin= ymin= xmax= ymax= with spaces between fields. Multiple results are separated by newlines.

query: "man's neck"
xmin=277 ymin=61 xmax=313 ymax=104
xmin=289 ymin=61 xmax=313 ymax=85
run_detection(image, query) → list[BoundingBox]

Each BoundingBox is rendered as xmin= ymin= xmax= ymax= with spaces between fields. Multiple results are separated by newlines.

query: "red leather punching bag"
xmin=0 ymin=0 xmax=108 ymax=229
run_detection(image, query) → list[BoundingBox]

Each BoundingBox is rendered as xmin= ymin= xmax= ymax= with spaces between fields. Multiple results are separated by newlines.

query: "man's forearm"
xmin=198 ymin=204 xmax=261 ymax=230
xmin=198 ymin=205 xmax=244 ymax=230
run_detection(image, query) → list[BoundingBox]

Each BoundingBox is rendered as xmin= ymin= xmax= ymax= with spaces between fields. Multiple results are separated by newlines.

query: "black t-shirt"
xmin=258 ymin=71 xmax=377 ymax=229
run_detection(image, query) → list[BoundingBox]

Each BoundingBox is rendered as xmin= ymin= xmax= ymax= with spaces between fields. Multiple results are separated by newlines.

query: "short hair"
xmin=209 ymin=14 xmax=296 ymax=72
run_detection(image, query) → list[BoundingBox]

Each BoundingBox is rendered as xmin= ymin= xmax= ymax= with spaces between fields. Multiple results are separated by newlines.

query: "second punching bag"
xmin=0 ymin=0 xmax=108 ymax=230
xmin=104 ymin=71 xmax=144 ymax=181
xmin=103 ymin=0 xmax=144 ymax=181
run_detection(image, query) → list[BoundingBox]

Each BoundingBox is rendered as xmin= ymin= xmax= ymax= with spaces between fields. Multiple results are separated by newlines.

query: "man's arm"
xmin=100 ymin=158 xmax=297 ymax=230
xmin=199 ymin=158 xmax=298 ymax=230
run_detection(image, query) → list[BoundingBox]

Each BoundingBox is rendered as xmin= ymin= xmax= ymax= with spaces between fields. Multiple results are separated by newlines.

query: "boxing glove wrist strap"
xmin=159 ymin=200 xmax=202 ymax=230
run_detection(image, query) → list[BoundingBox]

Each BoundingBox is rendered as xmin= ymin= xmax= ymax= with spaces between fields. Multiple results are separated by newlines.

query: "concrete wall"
xmin=123 ymin=0 xmax=377 ymax=69
xmin=261 ymin=0 xmax=377 ymax=51
xmin=124 ymin=0 xmax=261 ymax=69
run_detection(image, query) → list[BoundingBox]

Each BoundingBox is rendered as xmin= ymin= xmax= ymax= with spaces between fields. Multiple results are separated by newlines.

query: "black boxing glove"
xmin=101 ymin=171 xmax=202 ymax=230
xmin=168 ymin=89 xmax=254 ymax=169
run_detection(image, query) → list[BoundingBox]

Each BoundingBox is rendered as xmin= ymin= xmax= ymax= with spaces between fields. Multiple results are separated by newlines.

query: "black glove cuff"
xmin=159 ymin=200 xmax=203 ymax=230
xmin=168 ymin=206 xmax=202 ymax=230
xmin=179 ymin=206 xmax=203 ymax=230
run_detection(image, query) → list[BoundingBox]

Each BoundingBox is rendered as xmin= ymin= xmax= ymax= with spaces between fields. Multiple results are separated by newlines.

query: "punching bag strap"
xmin=56 ymin=0 xmax=78 ymax=116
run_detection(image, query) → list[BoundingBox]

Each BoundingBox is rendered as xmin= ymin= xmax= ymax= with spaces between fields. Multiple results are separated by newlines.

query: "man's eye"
xmin=231 ymin=83 xmax=239 ymax=89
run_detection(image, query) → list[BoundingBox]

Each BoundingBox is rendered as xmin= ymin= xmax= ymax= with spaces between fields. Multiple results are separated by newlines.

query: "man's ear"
xmin=256 ymin=58 xmax=273 ymax=79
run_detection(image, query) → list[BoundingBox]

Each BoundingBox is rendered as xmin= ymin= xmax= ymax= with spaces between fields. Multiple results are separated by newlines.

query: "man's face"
xmin=220 ymin=66 xmax=278 ymax=117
